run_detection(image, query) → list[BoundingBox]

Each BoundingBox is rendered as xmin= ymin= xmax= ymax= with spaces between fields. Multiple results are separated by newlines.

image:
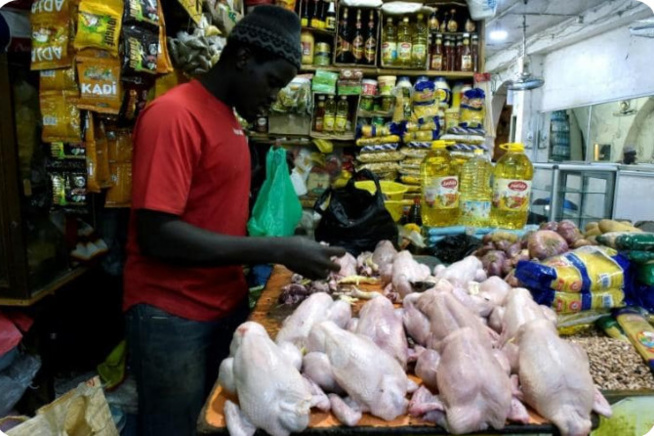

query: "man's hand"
xmin=280 ymin=237 xmax=346 ymax=280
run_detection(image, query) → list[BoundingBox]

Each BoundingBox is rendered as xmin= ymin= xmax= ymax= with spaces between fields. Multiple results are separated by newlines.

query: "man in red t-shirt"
xmin=124 ymin=6 xmax=344 ymax=435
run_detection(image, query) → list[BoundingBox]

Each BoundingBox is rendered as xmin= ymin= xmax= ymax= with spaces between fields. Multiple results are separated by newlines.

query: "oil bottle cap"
xmin=473 ymin=149 xmax=484 ymax=155
xmin=431 ymin=140 xmax=455 ymax=149
xmin=500 ymin=143 xmax=525 ymax=152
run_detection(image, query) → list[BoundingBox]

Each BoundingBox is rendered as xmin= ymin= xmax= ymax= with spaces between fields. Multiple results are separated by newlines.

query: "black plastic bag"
xmin=314 ymin=170 xmax=398 ymax=256
xmin=428 ymin=234 xmax=483 ymax=265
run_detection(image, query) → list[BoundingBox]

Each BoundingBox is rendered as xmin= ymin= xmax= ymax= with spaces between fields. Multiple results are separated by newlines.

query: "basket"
xmin=355 ymin=180 xmax=408 ymax=201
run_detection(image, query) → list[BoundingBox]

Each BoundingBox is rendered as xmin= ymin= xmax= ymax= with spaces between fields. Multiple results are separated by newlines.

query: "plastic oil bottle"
xmin=397 ymin=17 xmax=412 ymax=67
xmin=381 ymin=17 xmax=397 ymax=66
xmin=323 ymin=95 xmax=336 ymax=132
xmin=490 ymin=143 xmax=534 ymax=229
xmin=335 ymin=96 xmax=349 ymax=134
xmin=411 ymin=13 xmax=428 ymax=68
xmin=459 ymin=149 xmax=492 ymax=227
xmin=420 ymin=140 xmax=459 ymax=227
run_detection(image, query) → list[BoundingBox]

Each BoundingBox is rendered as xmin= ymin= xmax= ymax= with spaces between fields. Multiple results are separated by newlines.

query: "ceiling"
xmin=485 ymin=0 xmax=610 ymax=57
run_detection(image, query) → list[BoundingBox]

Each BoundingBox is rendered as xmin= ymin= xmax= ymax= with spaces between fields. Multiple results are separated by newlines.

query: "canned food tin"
xmin=361 ymin=79 xmax=378 ymax=96
xmin=313 ymin=43 xmax=331 ymax=66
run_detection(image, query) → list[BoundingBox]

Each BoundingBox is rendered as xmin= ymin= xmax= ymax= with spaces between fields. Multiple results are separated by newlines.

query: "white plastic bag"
xmin=466 ymin=0 xmax=498 ymax=20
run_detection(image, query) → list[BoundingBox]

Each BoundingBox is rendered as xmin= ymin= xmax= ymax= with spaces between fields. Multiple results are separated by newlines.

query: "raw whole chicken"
xmin=517 ymin=319 xmax=612 ymax=436
xmin=219 ymin=322 xmax=313 ymax=436
xmin=478 ymin=276 xmax=512 ymax=306
xmin=355 ymin=297 xmax=409 ymax=369
xmin=391 ymin=251 xmax=432 ymax=297
xmin=333 ymin=252 xmax=358 ymax=278
xmin=437 ymin=327 xmax=513 ymax=434
xmin=302 ymin=351 xmax=344 ymax=395
xmin=276 ymin=292 xmax=351 ymax=348
xmin=372 ymin=240 xmax=397 ymax=272
xmin=500 ymin=288 xmax=555 ymax=345
xmin=402 ymin=293 xmax=432 ymax=346
xmin=310 ymin=321 xmax=410 ymax=422
xmin=435 ymin=256 xmax=484 ymax=287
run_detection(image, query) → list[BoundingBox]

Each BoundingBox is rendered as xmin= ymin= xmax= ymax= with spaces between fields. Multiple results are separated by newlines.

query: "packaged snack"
xmin=40 ymin=68 xmax=78 ymax=92
xmin=51 ymin=172 xmax=88 ymax=207
xmin=359 ymin=125 xmax=392 ymax=138
xmin=74 ymin=0 xmax=123 ymax=56
xmin=400 ymin=147 xmax=429 ymax=159
xmin=515 ymin=246 xmax=630 ymax=294
xmin=411 ymin=80 xmax=439 ymax=124
xmin=119 ymin=84 xmax=150 ymax=123
xmin=440 ymin=133 xmax=486 ymax=144
xmin=122 ymin=26 xmax=159 ymax=76
xmin=403 ymin=130 xmax=439 ymax=142
xmin=156 ymin=5 xmax=174 ymax=74
xmin=357 ymin=162 xmax=401 ymax=173
xmin=40 ymin=91 xmax=82 ymax=143
xmin=356 ymin=151 xmax=405 ymax=163
xmin=614 ymin=307 xmax=654 ymax=373
xmin=459 ymin=88 xmax=485 ymax=129
xmin=31 ymin=0 xmax=73 ymax=70
xmin=107 ymin=129 xmax=133 ymax=163
xmin=615 ymin=233 xmax=654 ymax=251
xmin=543 ymin=288 xmax=625 ymax=314
xmin=76 ymin=58 xmax=123 ymax=114
xmin=360 ymin=143 xmax=400 ymax=153
xmin=356 ymin=135 xmax=401 ymax=146
xmin=123 ymin=0 xmax=160 ymax=28
xmin=50 ymin=142 xmax=86 ymax=160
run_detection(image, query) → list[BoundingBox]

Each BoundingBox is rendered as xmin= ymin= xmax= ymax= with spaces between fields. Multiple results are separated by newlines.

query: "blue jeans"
xmin=126 ymin=302 xmax=249 ymax=436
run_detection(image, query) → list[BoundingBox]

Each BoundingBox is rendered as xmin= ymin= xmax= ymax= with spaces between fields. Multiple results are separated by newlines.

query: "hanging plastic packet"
xmin=96 ymin=121 xmax=112 ymax=188
xmin=51 ymin=172 xmax=88 ymax=208
xmin=40 ymin=67 xmax=78 ymax=92
xmin=122 ymin=26 xmax=159 ymax=77
xmin=31 ymin=0 xmax=73 ymax=70
xmin=123 ymin=0 xmax=160 ymax=28
xmin=459 ymin=88 xmax=486 ymax=129
xmin=50 ymin=142 xmax=86 ymax=160
xmin=156 ymin=4 xmax=174 ymax=75
xmin=76 ymin=58 xmax=123 ymax=114
xmin=107 ymin=129 xmax=133 ymax=163
xmin=74 ymin=0 xmax=123 ymax=56
xmin=105 ymin=162 xmax=133 ymax=207
xmin=40 ymin=91 xmax=82 ymax=143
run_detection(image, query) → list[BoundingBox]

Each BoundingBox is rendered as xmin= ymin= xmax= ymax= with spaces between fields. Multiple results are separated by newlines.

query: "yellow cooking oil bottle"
xmin=490 ymin=143 xmax=534 ymax=229
xmin=421 ymin=140 xmax=459 ymax=227
xmin=459 ymin=149 xmax=492 ymax=227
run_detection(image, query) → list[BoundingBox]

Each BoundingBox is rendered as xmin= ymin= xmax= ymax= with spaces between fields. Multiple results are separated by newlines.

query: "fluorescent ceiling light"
xmin=489 ymin=29 xmax=508 ymax=41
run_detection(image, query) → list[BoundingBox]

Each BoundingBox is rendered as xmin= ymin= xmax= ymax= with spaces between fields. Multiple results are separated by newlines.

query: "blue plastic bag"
xmin=248 ymin=148 xmax=302 ymax=237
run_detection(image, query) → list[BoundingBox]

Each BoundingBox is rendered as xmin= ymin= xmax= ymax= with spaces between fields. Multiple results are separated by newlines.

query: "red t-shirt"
xmin=123 ymin=80 xmax=250 ymax=322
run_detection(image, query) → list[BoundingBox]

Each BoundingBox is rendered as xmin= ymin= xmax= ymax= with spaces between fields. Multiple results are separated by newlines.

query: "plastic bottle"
xmin=421 ymin=140 xmax=459 ymax=227
xmin=324 ymin=95 xmax=336 ymax=132
xmin=335 ymin=96 xmax=348 ymax=133
xmin=397 ymin=17 xmax=412 ymax=67
xmin=314 ymin=95 xmax=326 ymax=132
xmin=491 ymin=143 xmax=534 ymax=229
xmin=408 ymin=197 xmax=422 ymax=226
xmin=411 ymin=13 xmax=428 ymax=68
xmin=381 ymin=17 xmax=397 ymax=66
xmin=459 ymin=149 xmax=492 ymax=227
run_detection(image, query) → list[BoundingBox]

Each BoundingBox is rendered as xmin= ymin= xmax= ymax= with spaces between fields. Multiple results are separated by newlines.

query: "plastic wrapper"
xmin=156 ymin=4 xmax=174 ymax=74
xmin=356 ymin=135 xmax=401 ymax=146
xmin=271 ymin=76 xmax=312 ymax=115
xmin=538 ymin=289 xmax=625 ymax=314
xmin=411 ymin=80 xmax=439 ymax=124
xmin=356 ymin=151 xmax=405 ymax=163
xmin=625 ymin=250 xmax=654 ymax=264
xmin=447 ymin=126 xmax=486 ymax=136
xmin=122 ymin=25 xmax=159 ymax=76
xmin=406 ymin=120 xmax=439 ymax=132
xmin=51 ymin=172 xmax=88 ymax=207
xmin=400 ymin=174 xmax=421 ymax=185
xmin=40 ymin=91 xmax=82 ymax=143
xmin=107 ymin=129 xmax=133 ymax=163
xmin=74 ymin=0 xmax=123 ymax=56
xmin=400 ymin=147 xmax=429 ymax=159
xmin=30 ymin=0 xmax=73 ymax=70
xmin=403 ymin=130 xmax=439 ymax=142
xmin=105 ymin=163 xmax=132 ymax=207
xmin=360 ymin=143 xmax=400 ymax=153
xmin=50 ymin=142 xmax=86 ymax=160
xmin=40 ymin=68 xmax=78 ymax=92
xmin=516 ymin=246 xmax=629 ymax=294
xmin=615 ymin=233 xmax=654 ymax=251
xmin=459 ymin=88 xmax=485 ymax=129
xmin=357 ymin=162 xmax=401 ymax=173
xmin=76 ymin=58 xmax=123 ymax=114
xmin=0 ymin=353 xmax=41 ymax=417
xmin=359 ymin=124 xmax=392 ymax=138
xmin=440 ymin=133 xmax=485 ymax=144
xmin=123 ymin=0 xmax=160 ymax=28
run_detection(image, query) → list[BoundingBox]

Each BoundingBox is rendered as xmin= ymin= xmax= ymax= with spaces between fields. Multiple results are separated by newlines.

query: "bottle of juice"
xmin=381 ymin=17 xmax=397 ymax=66
xmin=459 ymin=149 xmax=492 ymax=227
xmin=397 ymin=17 xmax=412 ymax=67
xmin=335 ymin=96 xmax=349 ymax=133
xmin=324 ymin=95 xmax=336 ymax=132
xmin=411 ymin=13 xmax=428 ymax=68
xmin=491 ymin=143 xmax=534 ymax=229
xmin=421 ymin=140 xmax=459 ymax=227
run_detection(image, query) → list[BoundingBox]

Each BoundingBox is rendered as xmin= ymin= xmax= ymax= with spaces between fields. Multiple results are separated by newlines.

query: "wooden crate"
xmin=267 ymin=113 xmax=312 ymax=136
xmin=333 ymin=6 xmax=381 ymax=68
xmin=309 ymin=92 xmax=361 ymax=141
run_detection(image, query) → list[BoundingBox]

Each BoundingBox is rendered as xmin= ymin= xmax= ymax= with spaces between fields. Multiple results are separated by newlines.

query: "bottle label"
xmin=381 ymin=42 xmax=397 ymax=64
xmin=336 ymin=37 xmax=351 ymax=56
xmin=461 ymin=55 xmax=472 ymax=71
xmin=324 ymin=114 xmax=335 ymax=131
xmin=424 ymin=176 xmax=459 ymax=210
xmin=326 ymin=17 xmax=335 ymax=30
xmin=335 ymin=114 xmax=347 ymax=132
xmin=352 ymin=36 xmax=364 ymax=60
xmin=301 ymin=41 xmax=312 ymax=57
xmin=493 ymin=179 xmax=532 ymax=212
xmin=398 ymin=42 xmax=412 ymax=61
xmin=430 ymin=54 xmax=443 ymax=70
xmin=412 ymin=43 xmax=426 ymax=61
xmin=365 ymin=37 xmax=376 ymax=63
xmin=461 ymin=200 xmax=490 ymax=220
xmin=314 ymin=116 xmax=324 ymax=132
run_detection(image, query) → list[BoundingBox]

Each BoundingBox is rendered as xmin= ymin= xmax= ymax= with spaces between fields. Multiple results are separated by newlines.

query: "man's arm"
xmin=137 ymin=209 xmax=344 ymax=279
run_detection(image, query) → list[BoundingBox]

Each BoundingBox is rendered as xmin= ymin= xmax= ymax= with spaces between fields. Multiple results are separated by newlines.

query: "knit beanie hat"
xmin=228 ymin=5 xmax=302 ymax=69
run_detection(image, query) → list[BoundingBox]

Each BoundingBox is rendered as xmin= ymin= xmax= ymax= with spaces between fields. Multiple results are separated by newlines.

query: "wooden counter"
xmin=197 ymin=265 xmax=598 ymax=435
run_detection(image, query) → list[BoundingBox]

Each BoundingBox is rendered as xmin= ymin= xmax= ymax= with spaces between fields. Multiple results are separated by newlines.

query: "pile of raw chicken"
xmin=218 ymin=241 xmax=613 ymax=436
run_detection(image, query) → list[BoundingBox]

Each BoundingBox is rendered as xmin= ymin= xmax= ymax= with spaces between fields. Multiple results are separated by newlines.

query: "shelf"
xmin=299 ymin=65 xmax=476 ymax=79
xmin=247 ymin=132 xmax=356 ymax=143
xmin=0 ymin=266 xmax=88 ymax=307
xmin=301 ymin=27 xmax=335 ymax=37
xmin=533 ymin=185 xmax=610 ymax=195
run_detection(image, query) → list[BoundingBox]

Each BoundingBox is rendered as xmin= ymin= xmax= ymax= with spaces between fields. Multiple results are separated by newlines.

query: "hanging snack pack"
xmin=51 ymin=172 xmax=88 ymax=208
xmin=84 ymin=113 xmax=113 ymax=192
xmin=40 ymin=68 xmax=78 ymax=92
xmin=50 ymin=142 xmax=86 ymax=160
xmin=123 ymin=0 xmax=160 ymax=28
xmin=105 ymin=129 xmax=133 ymax=207
xmin=31 ymin=0 xmax=73 ymax=70
xmin=76 ymin=58 xmax=123 ymax=114
xmin=122 ymin=26 xmax=159 ymax=77
xmin=74 ymin=0 xmax=123 ymax=56
xmin=40 ymin=91 xmax=82 ymax=143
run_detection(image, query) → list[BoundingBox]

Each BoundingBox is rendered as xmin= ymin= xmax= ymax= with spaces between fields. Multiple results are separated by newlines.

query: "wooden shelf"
xmin=301 ymin=27 xmax=336 ymax=38
xmin=0 ymin=266 xmax=89 ymax=307
xmin=299 ymin=65 xmax=476 ymax=79
xmin=247 ymin=132 xmax=356 ymax=144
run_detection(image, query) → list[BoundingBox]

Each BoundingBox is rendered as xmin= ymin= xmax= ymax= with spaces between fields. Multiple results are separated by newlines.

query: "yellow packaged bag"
xmin=105 ymin=163 xmax=133 ymax=207
xmin=40 ymin=68 xmax=78 ymax=92
xmin=96 ymin=122 xmax=112 ymax=188
xmin=550 ymin=289 xmax=625 ymax=314
xmin=74 ymin=0 xmax=123 ymax=56
xmin=76 ymin=58 xmax=123 ymax=114
xmin=107 ymin=129 xmax=133 ymax=163
xmin=156 ymin=2 xmax=174 ymax=74
xmin=31 ymin=0 xmax=73 ymax=70
xmin=40 ymin=91 xmax=82 ymax=143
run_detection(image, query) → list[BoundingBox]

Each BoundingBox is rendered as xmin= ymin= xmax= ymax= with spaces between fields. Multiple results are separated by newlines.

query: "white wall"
xmin=541 ymin=24 xmax=654 ymax=112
